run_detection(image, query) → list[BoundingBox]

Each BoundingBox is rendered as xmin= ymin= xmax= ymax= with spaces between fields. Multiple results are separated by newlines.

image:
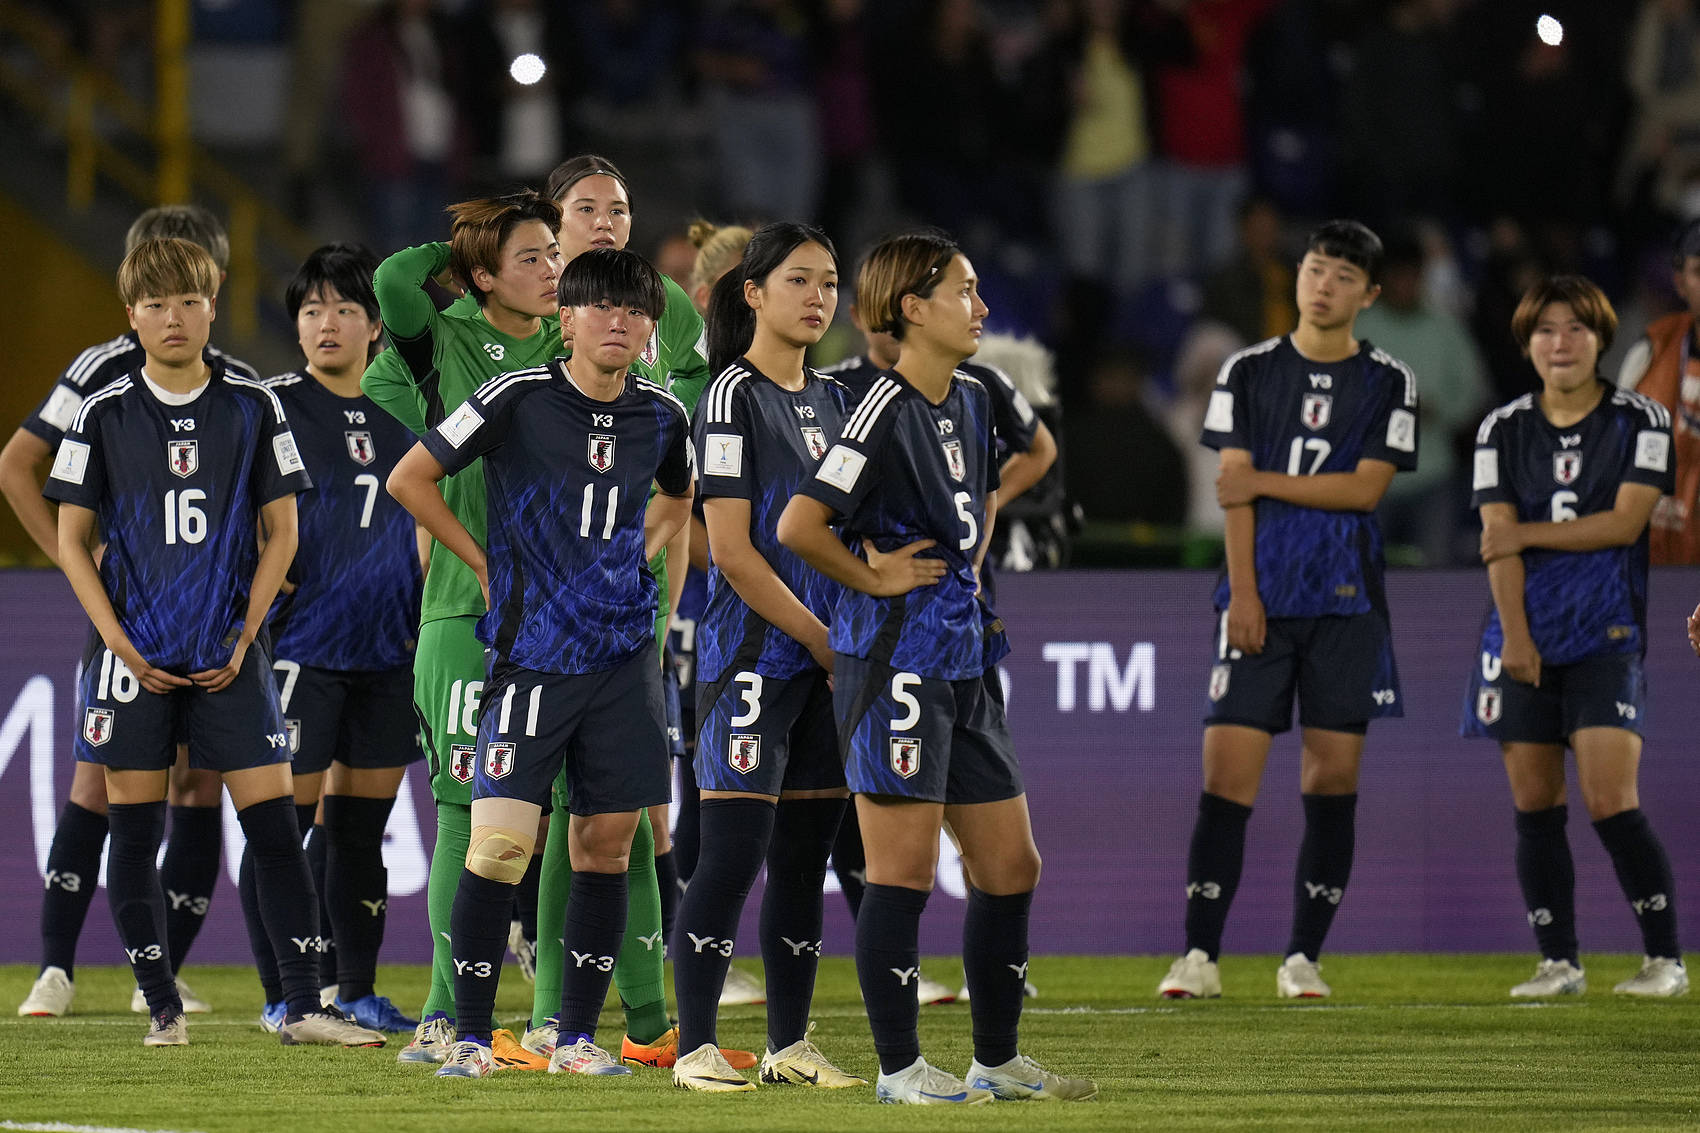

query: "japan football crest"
xmin=82 ymin=707 xmax=114 ymax=747
xmin=1208 ymin=663 xmax=1230 ymax=702
xmin=589 ymin=434 xmax=616 ymax=474
xmin=285 ymin=718 xmax=301 ymax=756
xmin=485 ymin=742 xmax=516 ymax=780
xmin=168 ymin=439 xmax=199 ymax=478
xmin=1301 ymin=393 xmax=1332 ymax=431
xmin=641 ymin=328 xmax=660 ymax=370
xmin=942 ymin=438 xmax=965 ymax=481
xmin=889 ymin=737 xmax=921 ymax=780
xmin=801 ymin=426 xmax=827 ymax=461
xmin=345 ymin=431 xmax=375 ymax=465
xmin=1476 ymin=688 xmax=1503 ymax=725
xmin=449 ymin=744 xmax=476 ymax=784
xmin=728 ymin=734 xmax=760 ymax=774
xmin=1553 ymin=451 xmax=1582 ymax=486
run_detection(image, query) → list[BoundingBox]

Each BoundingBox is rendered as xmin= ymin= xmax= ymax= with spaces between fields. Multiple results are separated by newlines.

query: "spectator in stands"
xmin=1620 ymin=0 xmax=1700 ymax=216
xmin=1616 ymin=216 xmax=1700 ymax=562
xmin=1358 ymin=226 xmax=1489 ymax=565
xmin=1154 ymin=0 xmax=1274 ymax=274
xmin=1199 ymin=195 xmax=1297 ymax=347
xmin=697 ymin=0 xmax=822 ymax=223
xmin=1046 ymin=0 xmax=1192 ymax=300
xmin=1339 ymin=0 xmax=1463 ymax=226
xmin=460 ymin=0 xmax=574 ymax=189
xmin=341 ymin=0 xmax=468 ymax=255
xmin=1065 ymin=348 xmax=1188 ymax=527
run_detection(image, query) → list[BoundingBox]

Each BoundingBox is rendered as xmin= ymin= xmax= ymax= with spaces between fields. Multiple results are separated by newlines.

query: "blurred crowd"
xmin=31 ymin=0 xmax=1700 ymax=562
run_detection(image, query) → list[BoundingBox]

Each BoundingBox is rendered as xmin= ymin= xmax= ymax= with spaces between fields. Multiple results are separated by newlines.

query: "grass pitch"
xmin=2 ymin=954 xmax=1696 ymax=1132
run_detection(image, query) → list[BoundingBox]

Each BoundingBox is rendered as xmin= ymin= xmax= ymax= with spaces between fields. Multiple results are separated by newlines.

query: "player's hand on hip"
xmin=189 ymin=637 xmax=249 ymax=693
xmin=1501 ymin=633 xmax=1541 ymax=687
xmin=1687 ymin=601 xmax=1700 ymax=657
xmin=1479 ymin=521 xmax=1524 ymax=563
xmin=863 ymin=538 xmax=946 ymax=597
xmin=1226 ymin=592 xmax=1266 ymax=655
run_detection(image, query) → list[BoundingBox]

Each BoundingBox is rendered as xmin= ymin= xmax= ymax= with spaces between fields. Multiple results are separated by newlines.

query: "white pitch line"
xmin=1 ymin=1121 xmax=207 ymax=1133
xmin=0 ymin=1018 xmax=254 ymax=1028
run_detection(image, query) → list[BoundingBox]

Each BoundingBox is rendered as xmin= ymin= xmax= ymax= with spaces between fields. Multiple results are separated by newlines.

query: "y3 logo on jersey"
xmin=167 ymin=439 xmax=199 ymax=478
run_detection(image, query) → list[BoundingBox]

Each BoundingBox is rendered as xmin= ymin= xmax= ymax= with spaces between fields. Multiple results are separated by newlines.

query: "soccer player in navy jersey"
xmin=778 ymin=230 xmax=1095 ymax=1105
xmin=41 ymin=238 xmax=385 ymax=1049
xmin=668 ymin=223 xmax=863 ymax=1093
xmin=238 ymin=245 xmax=423 ymax=1034
xmin=5 ymin=207 xmax=249 ymax=1020
xmin=388 ymin=248 xmax=695 ymax=1080
xmin=819 ymin=267 xmax=1057 ymax=1007
xmin=1160 ymin=220 xmax=1418 ymax=1001
xmin=1465 ymin=275 xmax=1687 ymax=999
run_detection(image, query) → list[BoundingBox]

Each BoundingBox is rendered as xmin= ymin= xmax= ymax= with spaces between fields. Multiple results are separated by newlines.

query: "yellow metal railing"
xmin=0 ymin=0 xmax=316 ymax=338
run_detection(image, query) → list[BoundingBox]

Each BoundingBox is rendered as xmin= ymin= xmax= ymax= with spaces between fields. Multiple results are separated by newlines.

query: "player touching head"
xmin=776 ymin=230 xmax=1096 ymax=1105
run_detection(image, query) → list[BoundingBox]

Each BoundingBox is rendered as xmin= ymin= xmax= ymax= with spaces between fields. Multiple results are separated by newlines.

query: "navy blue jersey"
xmin=1471 ymin=383 xmax=1674 ymax=665
xmin=42 ymin=361 xmax=313 ymax=671
xmin=21 ymin=331 xmax=260 ymax=448
xmin=264 ymin=372 xmax=423 ymax=670
xmin=423 ymin=360 xmax=695 ymax=676
xmin=1200 ymin=335 xmax=1419 ymax=616
xmin=796 ymin=369 xmax=1000 ymax=681
xmin=821 ymin=354 xmax=1040 ymax=458
xmin=694 ymin=359 xmax=851 ymax=682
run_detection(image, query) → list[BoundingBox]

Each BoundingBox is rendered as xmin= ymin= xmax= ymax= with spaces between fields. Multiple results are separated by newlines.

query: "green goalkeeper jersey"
xmin=362 ymin=241 xmax=710 ymax=628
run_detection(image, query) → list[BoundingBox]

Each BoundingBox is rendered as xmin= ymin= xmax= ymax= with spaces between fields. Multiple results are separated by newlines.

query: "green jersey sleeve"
xmin=658 ymin=275 xmax=711 ymax=418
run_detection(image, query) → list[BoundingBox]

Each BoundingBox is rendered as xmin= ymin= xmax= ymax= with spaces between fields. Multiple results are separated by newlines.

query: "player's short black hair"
xmin=1304 ymin=220 xmax=1384 ymax=284
xmin=546 ymin=154 xmax=630 ymax=210
xmin=557 ymin=247 xmax=666 ymax=321
xmin=285 ymin=243 xmax=381 ymax=323
xmin=706 ymin=221 xmax=838 ymax=376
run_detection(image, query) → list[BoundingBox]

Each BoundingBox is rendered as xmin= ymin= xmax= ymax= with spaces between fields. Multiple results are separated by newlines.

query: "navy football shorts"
xmin=695 ymin=666 xmax=842 ymax=796
xmin=272 ymin=660 xmax=423 ymax=776
xmin=1202 ymin=611 xmax=1402 ymax=735
xmin=1461 ymin=648 xmax=1645 ymax=744
xmin=75 ymin=634 xmax=290 ymax=773
xmin=471 ymin=649 xmax=669 ymax=816
xmin=832 ymin=653 xmax=1022 ymax=805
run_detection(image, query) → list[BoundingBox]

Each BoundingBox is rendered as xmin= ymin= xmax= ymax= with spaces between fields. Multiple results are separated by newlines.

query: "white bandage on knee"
xmin=465 ymin=825 xmax=536 ymax=884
